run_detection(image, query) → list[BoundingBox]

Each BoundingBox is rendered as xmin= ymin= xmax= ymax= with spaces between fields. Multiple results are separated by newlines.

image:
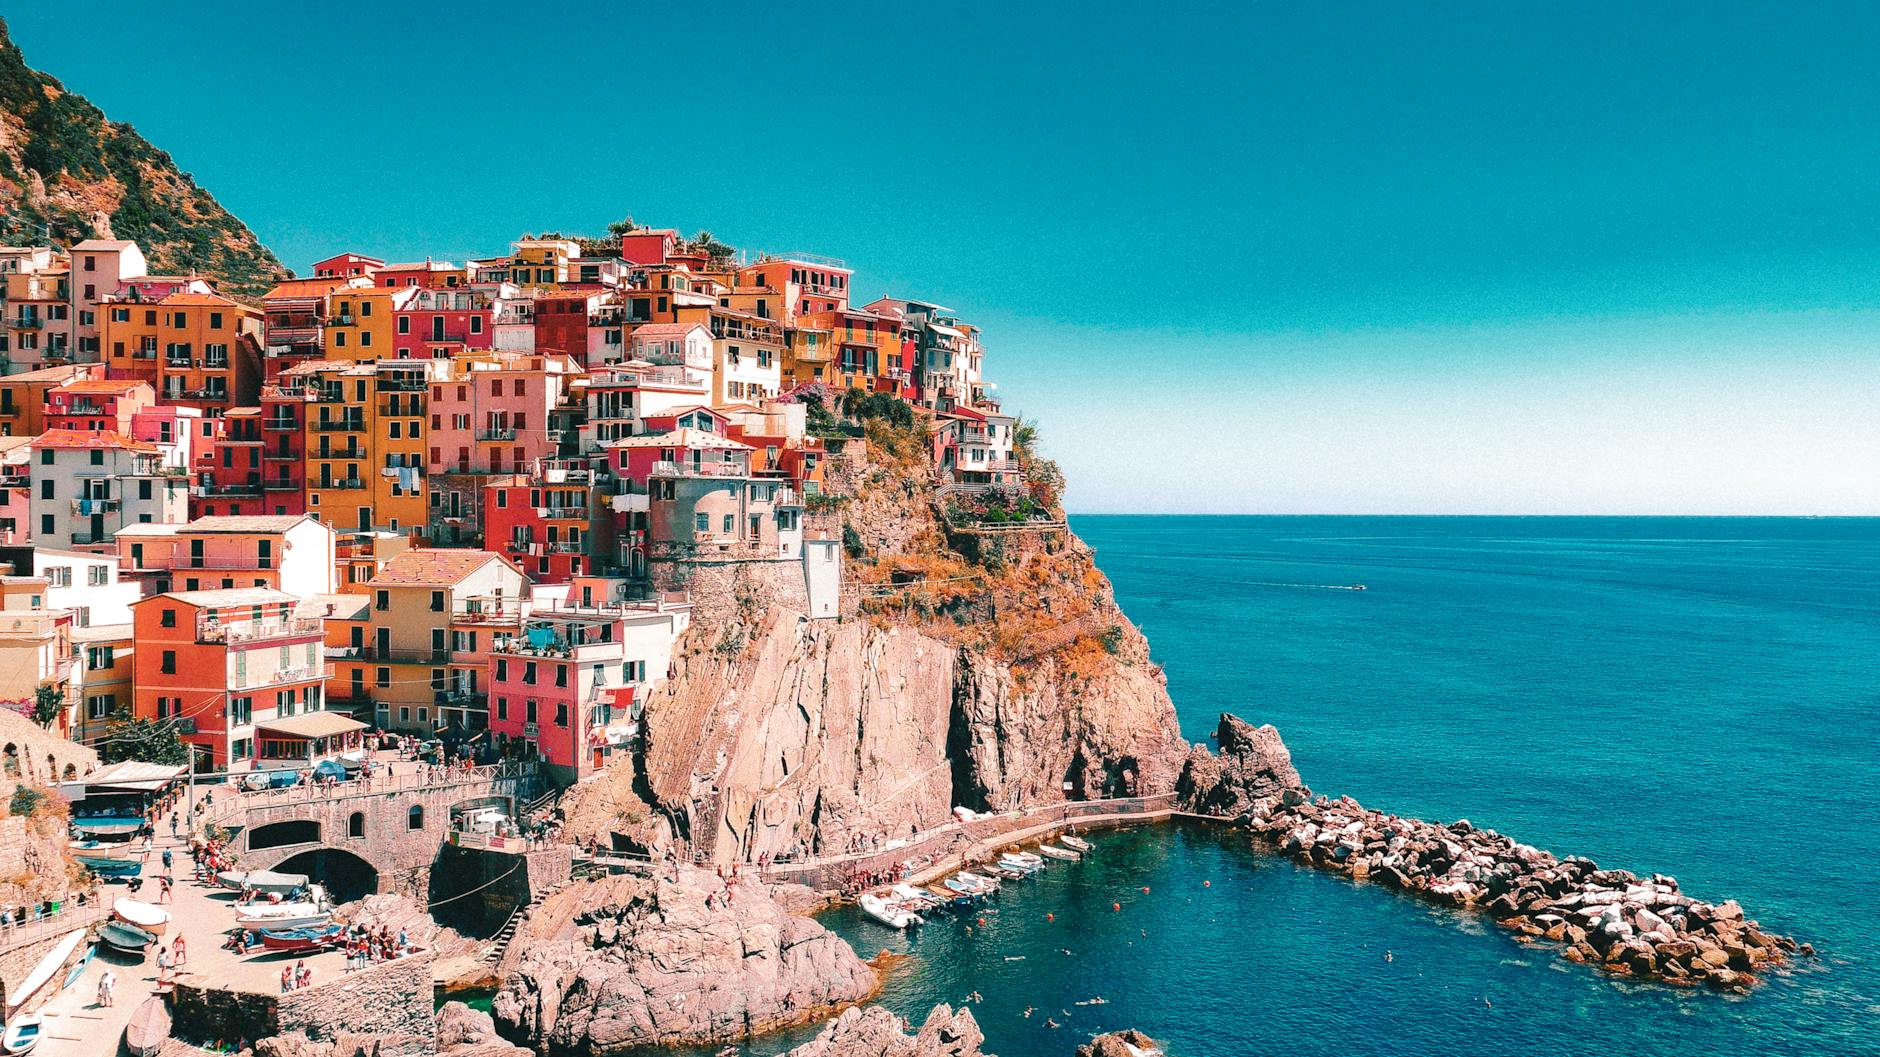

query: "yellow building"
xmin=322 ymin=286 xmax=414 ymax=361
xmin=508 ymin=239 xmax=582 ymax=290
xmin=101 ymin=291 xmax=263 ymax=407
xmin=287 ymin=359 xmax=434 ymax=535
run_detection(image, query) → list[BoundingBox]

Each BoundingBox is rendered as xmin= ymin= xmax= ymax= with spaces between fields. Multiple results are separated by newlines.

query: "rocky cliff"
xmin=492 ymin=869 xmax=877 ymax=1052
xmin=560 ymin=428 xmax=1189 ymax=864
xmin=0 ymin=18 xmax=285 ymax=298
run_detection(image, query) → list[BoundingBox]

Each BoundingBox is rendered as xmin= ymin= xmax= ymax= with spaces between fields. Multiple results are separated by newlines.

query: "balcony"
xmin=314 ymin=445 xmax=366 ymax=460
xmin=309 ymin=388 xmax=348 ymax=404
xmin=317 ymin=479 xmax=367 ymax=491
xmin=476 ymin=427 xmax=518 ymax=442
xmin=263 ymin=479 xmax=300 ymax=491
xmin=363 ymin=646 xmax=450 ymax=664
xmin=10 ymin=318 xmax=43 ymax=330
xmin=165 ymin=358 xmax=194 ymax=370
xmin=229 ymin=662 xmax=325 ymax=691
xmin=63 ymin=402 xmax=106 ymax=416
xmin=434 ymin=688 xmax=488 ymax=710
xmin=198 ymin=616 xmax=323 ymax=645
xmin=191 ymin=483 xmax=263 ymax=497
xmin=263 ymin=418 xmax=299 ymax=431
xmin=328 ymin=314 xmax=356 ymax=326
xmin=545 ymin=541 xmax=586 ymax=554
xmin=377 ymin=378 xmax=429 ymax=393
xmin=651 ymin=460 xmax=748 ymax=478
xmin=314 ymin=419 xmax=365 ymax=432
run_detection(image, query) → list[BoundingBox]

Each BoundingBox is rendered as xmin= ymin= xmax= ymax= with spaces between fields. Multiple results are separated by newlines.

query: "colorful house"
xmin=43 ymin=378 xmax=155 ymax=434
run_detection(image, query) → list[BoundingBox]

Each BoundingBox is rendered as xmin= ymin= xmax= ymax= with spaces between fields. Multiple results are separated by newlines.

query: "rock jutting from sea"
xmin=774 ymin=1003 xmax=1167 ymax=1057
xmin=492 ymin=868 xmax=878 ymax=1052
xmin=1177 ymin=712 xmax=1808 ymax=992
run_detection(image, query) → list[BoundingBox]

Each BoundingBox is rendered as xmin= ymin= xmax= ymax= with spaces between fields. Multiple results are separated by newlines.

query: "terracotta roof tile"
xmin=371 ymin=549 xmax=517 ymax=587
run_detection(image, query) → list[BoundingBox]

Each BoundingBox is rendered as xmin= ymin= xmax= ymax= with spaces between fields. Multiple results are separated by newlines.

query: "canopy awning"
xmin=255 ymin=713 xmax=368 ymax=739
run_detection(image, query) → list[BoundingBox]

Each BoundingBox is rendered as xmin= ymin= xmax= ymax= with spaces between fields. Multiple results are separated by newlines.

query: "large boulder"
xmin=1175 ymin=713 xmax=1306 ymax=817
xmin=493 ymin=868 xmax=877 ymax=1052
xmin=781 ymin=1004 xmax=987 ymax=1057
xmin=1079 ymin=1030 xmax=1167 ymax=1057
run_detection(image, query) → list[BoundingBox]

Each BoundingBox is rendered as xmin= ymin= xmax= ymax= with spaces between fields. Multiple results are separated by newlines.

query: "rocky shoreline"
xmin=1179 ymin=713 xmax=1809 ymax=993
xmin=774 ymin=1004 xmax=1164 ymax=1057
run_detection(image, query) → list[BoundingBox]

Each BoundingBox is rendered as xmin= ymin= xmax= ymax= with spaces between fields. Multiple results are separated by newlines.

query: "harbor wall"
xmin=173 ymin=950 xmax=436 ymax=1048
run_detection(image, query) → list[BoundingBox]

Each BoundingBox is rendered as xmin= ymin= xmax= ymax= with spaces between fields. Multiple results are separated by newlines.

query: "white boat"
xmin=890 ymin=883 xmax=940 ymax=909
xmin=2 ymin=1014 xmax=41 ymax=1054
xmin=113 ymin=897 xmax=171 ymax=935
xmin=953 ymin=871 xmax=1000 ymax=893
xmin=1003 ymin=850 xmax=1044 ymax=868
xmin=1060 ymin=835 xmax=1094 ymax=853
xmin=234 ymin=902 xmax=331 ymax=929
xmin=1039 ymin=845 xmax=1081 ymax=862
xmin=6 ymin=928 xmax=86 ymax=1017
xmin=216 ymin=869 xmax=309 ymax=895
xmin=997 ymin=856 xmax=1042 ymax=875
xmin=858 ymin=893 xmax=923 ymax=930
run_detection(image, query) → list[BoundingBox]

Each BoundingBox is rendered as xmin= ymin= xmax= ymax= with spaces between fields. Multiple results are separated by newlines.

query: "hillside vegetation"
xmin=0 ymin=18 xmax=285 ymax=299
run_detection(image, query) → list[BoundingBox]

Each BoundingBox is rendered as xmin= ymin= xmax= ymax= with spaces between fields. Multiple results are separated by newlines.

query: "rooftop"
xmin=256 ymin=712 xmax=368 ymax=739
xmin=31 ymin=429 xmax=158 ymax=453
xmin=610 ymin=427 xmax=752 ymax=452
xmin=372 ymin=548 xmax=515 ymax=587
xmin=182 ymin=515 xmax=312 ymax=534
xmin=159 ymin=587 xmax=298 ymax=608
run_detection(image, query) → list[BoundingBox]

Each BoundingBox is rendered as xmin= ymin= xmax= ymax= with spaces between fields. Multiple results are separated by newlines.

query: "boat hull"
xmin=259 ymin=925 xmax=342 ymax=951
xmin=3 ymin=1015 xmax=40 ymax=1055
xmin=113 ymin=898 xmax=170 ymax=935
xmin=124 ymin=997 xmax=171 ymax=1057
xmin=7 ymin=928 xmax=88 ymax=1015
xmin=99 ymin=922 xmax=156 ymax=955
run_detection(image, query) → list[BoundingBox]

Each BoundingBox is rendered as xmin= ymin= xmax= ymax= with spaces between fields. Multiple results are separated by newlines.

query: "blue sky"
xmin=10 ymin=2 xmax=1878 ymax=514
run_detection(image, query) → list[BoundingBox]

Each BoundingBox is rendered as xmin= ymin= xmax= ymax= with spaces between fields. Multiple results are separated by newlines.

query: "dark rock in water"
xmin=780 ymin=1004 xmax=987 ymax=1056
xmin=1174 ymin=713 xmax=1307 ymax=817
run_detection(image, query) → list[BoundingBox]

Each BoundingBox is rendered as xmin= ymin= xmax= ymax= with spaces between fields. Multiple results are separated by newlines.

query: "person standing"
xmin=173 ymin=933 xmax=187 ymax=968
xmin=98 ymin=968 xmax=116 ymax=1007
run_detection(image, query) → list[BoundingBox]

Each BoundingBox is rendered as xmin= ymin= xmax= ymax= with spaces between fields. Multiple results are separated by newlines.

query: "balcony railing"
xmin=314 ymin=446 xmax=366 ymax=460
xmin=314 ymin=419 xmax=364 ymax=432
xmin=198 ymin=616 xmax=323 ymax=645
xmin=316 ymin=479 xmax=368 ymax=490
xmin=651 ymin=460 xmax=748 ymax=478
xmin=70 ymin=497 xmax=121 ymax=513
xmin=264 ymin=419 xmax=299 ymax=431
xmin=476 ymin=427 xmax=519 ymax=442
xmin=11 ymin=318 xmax=43 ymax=330
xmin=363 ymin=646 xmax=450 ymax=664
xmin=191 ymin=483 xmax=263 ymax=497
xmin=229 ymin=662 xmax=324 ymax=690
xmin=545 ymin=541 xmax=586 ymax=554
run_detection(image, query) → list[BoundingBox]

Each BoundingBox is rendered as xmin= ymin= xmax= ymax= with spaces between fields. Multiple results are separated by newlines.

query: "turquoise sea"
xmin=707 ymin=516 xmax=1880 ymax=1057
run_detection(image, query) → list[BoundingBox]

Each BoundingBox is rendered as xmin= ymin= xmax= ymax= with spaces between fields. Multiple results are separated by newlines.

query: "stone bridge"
xmin=202 ymin=764 xmax=540 ymax=899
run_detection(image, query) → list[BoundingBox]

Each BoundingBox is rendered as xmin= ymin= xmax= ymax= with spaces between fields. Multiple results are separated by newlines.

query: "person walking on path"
xmin=280 ymin=965 xmax=293 ymax=994
xmin=98 ymin=968 xmax=116 ymax=1007
xmin=174 ymin=933 xmax=187 ymax=967
xmin=140 ymin=835 xmax=153 ymax=861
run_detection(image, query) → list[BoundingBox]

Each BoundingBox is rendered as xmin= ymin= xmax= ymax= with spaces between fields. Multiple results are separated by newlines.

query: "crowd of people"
xmin=341 ymin=922 xmax=412 ymax=970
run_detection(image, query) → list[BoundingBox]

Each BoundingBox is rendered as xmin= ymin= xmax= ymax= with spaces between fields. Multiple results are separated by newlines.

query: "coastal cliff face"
xmin=492 ymin=869 xmax=877 ymax=1052
xmin=559 ymin=435 xmax=1188 ymax=864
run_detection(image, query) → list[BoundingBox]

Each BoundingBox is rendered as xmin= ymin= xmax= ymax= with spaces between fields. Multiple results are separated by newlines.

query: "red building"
xmin=259 ymin=383 xmax=308 ymax=516
xmin=191 ymin=407 xmax=267 ymax=518
xmin=393 ymin=287 xmax=493 ymax=360
xmin=481 ymin=461 xmax=598 ymax=584
xmin=43 ymin=379 xmax=155 ymax=434
xmin=532 ymin=290 xmax=601 ymax=365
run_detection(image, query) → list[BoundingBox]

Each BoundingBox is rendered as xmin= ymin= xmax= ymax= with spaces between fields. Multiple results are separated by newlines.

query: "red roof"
xmin=59 ymin=379 xmax=149 ymax=395
xmin=372 ymin=549 xmax=520 ymax=587
xmin=30 ymin=429 xmax=157 ymax=453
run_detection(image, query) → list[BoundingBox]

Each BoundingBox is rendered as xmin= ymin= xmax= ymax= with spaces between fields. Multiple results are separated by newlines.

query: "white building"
xmin=29 ymin=430 xmax=187 ymax=551
xmin=33 ymin=548 xmax=139 ymax=627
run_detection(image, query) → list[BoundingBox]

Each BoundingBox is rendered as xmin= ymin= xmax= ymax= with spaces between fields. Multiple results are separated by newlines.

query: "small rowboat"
xmin=890 ymin=884 xmax=941 ymax=910
xmin=858 ymin=893 xmax=923 ymax=930
xmin=100 ymin=921 xmax=157 ymax=956
xmin=68 ymin=839 xmax=127 ymax=857
xmin=1039 ymin=845 xmax=1081 ymax=862
xmin=260 ymin=924 xmax=343 ymax=951
xmin=954 ymin=871 xmax=1000 ymax=892
xmin=114 ymin=897 xmax=170 ymax=936
xmin=1060 ymin=835 xmax=1094 ymax=853
xmin=124 ymin=996 xmax=171 ymax=1057
xmin=2 ymin=1014 xmax=41 ymax=1054
xmin=77 ymin=856 xmax=141 ymax=880
xmin=235 ymin=903 xmax=330 ymax=930
xmin=1003 ymin=850 xmax=1045 ymax=868
xmin=996 ymin=856 xmax=1042 ymax=876
xmin=216 ymin=869 xmax=308 ymax=895
xmin=6 ymin=928 xmax=87 ymax=1016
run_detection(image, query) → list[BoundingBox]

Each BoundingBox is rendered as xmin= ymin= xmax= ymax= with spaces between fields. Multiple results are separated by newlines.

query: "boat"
xmin=2 ymin=1014 xmax=40 ymax=1054
xmin=6 ymin=928 xmax=87 ymax=1016
xmin=124 ymin=997 xmax=171 ymax=1057
xmin=954 ymin=871 xmax=1000 ymax=892
xmin=929 ymin=884 xmax=974 ymax=906
xmin=1060 ymin=835 xmax=1094 ymax=854
xmin=61 ymin=938 xmax=95 ymax=990
xmin=1038 ymin=845 xmax=1081 ymax=862
xmin=858 ymin=893 xmax=923 ymax=930
xmin=99 ymin=921 xmax=156 ymax=956
xmin=1351 ymin=584 xmax=1367 ymax=591
xmin=890 ymin=884 xmax=941 ymax=910
xmin=67 ymin=839 xmax=126 ymax=857
xmin=235 ymin=904 xmax=330 ymax=930
xmin=113 ymin=897 xmax=170 ymax=935
xmin=996 ymin=856 xmax=1041 ymax=876
xmin=215 ymin=869 xmax=308 ymax=895
xmin=1003 ymin=850 xmax=1045 ymax=868
xmin=259 ymin=924 xmax=343 ymax=951
xmin=77 ymin=856 xmax=141 ymax=880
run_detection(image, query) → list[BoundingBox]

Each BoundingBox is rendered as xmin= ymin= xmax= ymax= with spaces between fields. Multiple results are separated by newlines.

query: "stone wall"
xmin=174 ymin=951 xmax=437 ymax=1048
xmin=0 ymin=707 xmax=98 ymax=787
xmin=649 ymin=554 xmax=811 ymax=624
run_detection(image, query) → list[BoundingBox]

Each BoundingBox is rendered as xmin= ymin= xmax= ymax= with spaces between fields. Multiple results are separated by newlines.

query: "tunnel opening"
xmin=249 ymin=819 xmax=321 ymax=850
xmin=275 ymin=848 xmax=379 ymax=904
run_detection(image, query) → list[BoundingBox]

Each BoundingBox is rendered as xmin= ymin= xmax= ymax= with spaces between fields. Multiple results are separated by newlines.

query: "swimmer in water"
xmin=1024 ymin=1007 xmax=1034 ymax=1019
xmin=1047 ymin=1019 xmax=1059 ymax=1029
xmin=1386 ymin=950 xmax=1394 ymax=962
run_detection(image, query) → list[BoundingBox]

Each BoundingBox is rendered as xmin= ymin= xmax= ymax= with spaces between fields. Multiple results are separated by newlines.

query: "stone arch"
xmin=61 ymin=763 xmax=76 ymax=781
xmin=274 ymin=847 xmax=379 ymax=904
xmin=250 ymin=819 xmax=322 ymax=850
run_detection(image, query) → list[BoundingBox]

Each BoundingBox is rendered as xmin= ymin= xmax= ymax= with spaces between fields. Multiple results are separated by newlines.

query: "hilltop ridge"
xmin=0 ymin=17 xmax=286 ymax=298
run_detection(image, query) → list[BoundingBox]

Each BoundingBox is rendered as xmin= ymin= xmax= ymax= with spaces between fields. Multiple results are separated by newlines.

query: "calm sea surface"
xmin=691 ymin=517 xmax=1880 ymax=1057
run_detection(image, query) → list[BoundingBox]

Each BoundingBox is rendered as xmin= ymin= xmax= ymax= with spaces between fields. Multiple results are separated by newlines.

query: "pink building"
xmin=394 ymin=287 xmax=493 ymax=360
xmin=43 ymin=379 xmax=155 ymax=433
xmin=427 ymin=352 xmax=582 ymax=476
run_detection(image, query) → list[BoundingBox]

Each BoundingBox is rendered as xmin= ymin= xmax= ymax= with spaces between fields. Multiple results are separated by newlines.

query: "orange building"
xmin=130 ymin=587 xmax=330 ymax=772
xmin=322 ymin=286 xmax=414 ymax=362
xmin=102 ymin=291 xmax=263 ymax=409
xmin=290 ymin=359 xmax=432 ymax=534
xmin=794 ymin=307 xmax=901 ymax=392
xmin=0 ymin=364 xmax=101 ymax=437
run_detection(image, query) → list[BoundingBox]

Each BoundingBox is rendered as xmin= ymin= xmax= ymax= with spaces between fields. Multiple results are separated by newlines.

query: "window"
xmin=160 ymin=650 xmax=176 ymax=675
xmin=555 ymin=664 xmax=568 ymax=688
xmin=89 ymin=564 xmax=108 ymax=586
xmin=38 ymin=480 xmax=51 ymax=500
xmin=376 ymin=590 xmax=389 ymax=611
xmin=377 ymin=666 xmax=391 ymax=688
xmin=555 ymin=703 xmax=569 ymax=727
xmin=231 ymin=696 xmax=252 ymax=725
xmin=160 ymin=609 xmax=177 ymax=628
xmin=430 ymin=590 xmax=444 ymax=612
xmin=523 ymin=661 xmax=537 ymax=685
xmin=408 ymin=806 xmax=424 ymax=830
xmin=86 ymin=645 xmax=113 ymax=670
xmin=495 ymin=696 xmax=507 ymax=720
xmin=349 ymin=812 xmax=365 ymax=838
xmin=494 ymin=658 xmax=507 ymax=681
xmin=695 ymin=513 xmax=709 ymax=533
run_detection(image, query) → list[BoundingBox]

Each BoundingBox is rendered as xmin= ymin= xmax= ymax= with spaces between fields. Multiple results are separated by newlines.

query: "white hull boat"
xmin=6 ymin=928 xmax=86 ymax=1017
xmin=859 ymin=893 xmax=923 ymax=930
xmin=235 ymin=901 xmax=331 ymax=929
xmin=1039 ymin=845 xmax=1081 ymax=862
xmin=1060 ymin=835 xmax=1094 ymax=853
xmin=113 ymin=897 xmax=171 ymax=935
xmin=2 ymin=1014 xmax=41 ymax=1054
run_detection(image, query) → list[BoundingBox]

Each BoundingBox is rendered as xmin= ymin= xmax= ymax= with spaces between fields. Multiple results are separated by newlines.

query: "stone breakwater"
xmin=1179 ymin=713 xmax=1807 ymax=993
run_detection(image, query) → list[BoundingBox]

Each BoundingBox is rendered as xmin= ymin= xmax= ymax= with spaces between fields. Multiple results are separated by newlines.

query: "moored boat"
xmin=124 ymin=996 xmax=171 ymax=1057
xmin=1038 ymin=844 xmax=1080 ymax=861
xmin=890 ymin=884 xmax=941 ymax=910
xmin=77 ymin=856 xmax=141 ymax=880
xmin=5 ymin=928 xmax=87 ymax=1016
xmin=954 ymin=871 xmax=1000 ymax=892
xmin=113 ymin=897 xmax=170 ymax=935
xmin=1060 ymin=835 xmax=1093 ymax=853
xmin=215 ymin=869 xmax=309 ymax=895
xmin=2 ymin=1014 xmax=40 ymax=1054
xmin=858 ymin=893 xmax=923 ymax=930
xmin=100 ymin=921 xmax=156 ymax=956
xmin=259 ymin=924 xmax=342 ymax=951
xmin=996 ymin=856 xmax=1042 ymax=875
xmin=235 ymin=904 xmax=330 ymax=930
xmin=1003 ymin=850 xmax=1045 ymax=868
